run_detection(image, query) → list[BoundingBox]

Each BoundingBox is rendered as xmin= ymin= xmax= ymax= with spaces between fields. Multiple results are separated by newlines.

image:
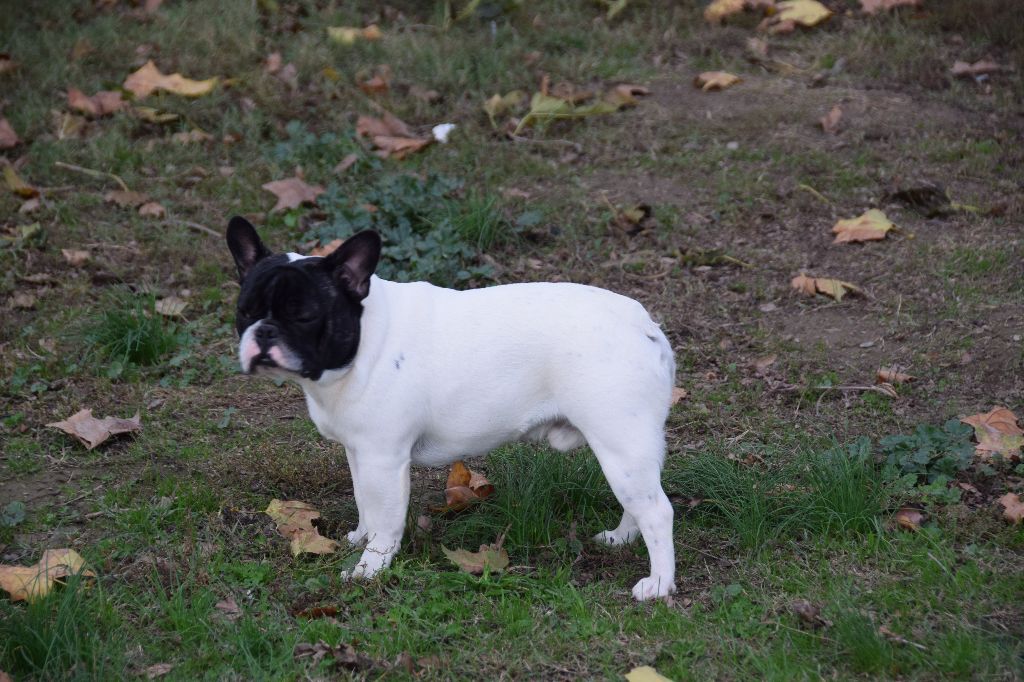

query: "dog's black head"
xmin=225 ymin=216 xmax=381 ymax=380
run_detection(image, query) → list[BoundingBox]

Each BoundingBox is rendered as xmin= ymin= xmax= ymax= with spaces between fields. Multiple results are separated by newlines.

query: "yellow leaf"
xmin=3 ymin=163 xmax=38 ymax=198
xmin=790 ymin=274 xmax=862 ymax=301
xmin=759 ymin=0 xmax=831 ymax=32
xmin=704 ymin=0 xmax=775 ymax=24
xmin=483 ymin=90 xmax=526 ymax=127
xmin=625 ymin=666 xmax=674 ymax=682
xmin=133 ymin=106 xmax=179 ymax=124
xmin=442 ymin=544 xmax=509 ymax=574
xmin=693 ymin=71 xmax=742 ymax=91
xmin=327 ymin=24 xmax=383 ymax=45
xmin=0 ymin=549 xmax=95 ymax=602
xmin=123 ymin=60 xmax=218 ymax=99
xmin=264 ymin=499 xmax=341 ymax=557
xmin=832 ymin=209 xmax=895 ymax=243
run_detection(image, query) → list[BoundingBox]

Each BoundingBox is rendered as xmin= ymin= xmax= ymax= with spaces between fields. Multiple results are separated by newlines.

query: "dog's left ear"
xmin=323 ymin=230 xmax=382 ymax=301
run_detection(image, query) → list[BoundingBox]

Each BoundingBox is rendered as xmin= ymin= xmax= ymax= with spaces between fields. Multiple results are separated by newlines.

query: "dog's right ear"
xmin=226 ymin=216 xmax=272 ymax=281
xmin=323 ymin=230 xmax=382 ymax=301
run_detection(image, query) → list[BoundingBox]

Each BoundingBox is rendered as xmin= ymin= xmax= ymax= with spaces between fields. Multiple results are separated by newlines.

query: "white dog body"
xmin=289 ymin=274 xmax=677 ymax=600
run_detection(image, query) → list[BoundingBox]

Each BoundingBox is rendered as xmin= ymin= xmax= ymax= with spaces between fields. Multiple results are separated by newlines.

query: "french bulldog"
xmin=226 ymin=216 xmax=677 ymax=600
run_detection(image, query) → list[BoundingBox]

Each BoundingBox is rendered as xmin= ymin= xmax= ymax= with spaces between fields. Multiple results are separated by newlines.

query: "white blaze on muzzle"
xmin=238 ymin=320 xmax=302 ymax=374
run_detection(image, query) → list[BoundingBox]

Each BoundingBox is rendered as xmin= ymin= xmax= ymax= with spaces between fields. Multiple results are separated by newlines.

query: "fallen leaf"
xmin=264 ymin=499 xmax=341 ymax=557
xmin=334 ymin=153 xmax=358 ymax=175
xmin=133 ymin=106 xmax=179 ymax=124
xmin=693 ymin=71 xmax=742 ymax=91
xmin=67 ymin=88 xmax=124 ymax=117
xmin=754 ymin=354 xmax=777 ymax=373
xmin=860 ymin=0 xmax=921 ymax=13
xmin=670 ymin=386 xmax=687 ymax=405
xmin=442 ymin=544 xmax=510 ymax=574
xmin=19 ymin=197 xmax=40 ymax=214
xmin=820 ymin=104 xmax=842 ymax=134
xmin=832 ymin=209 xmax=894 ymax=243
xmin=294 ymin=605 xmax=339 ymax=619
xmin=792 ymin=599 xmax=831 ymax=628
xmin=54 ymin=112 xmax=89 ymax=140
xmin=61 ymin=249 xmax=90 ymax=267
xmin=998 ymin=493 xmax=1024 ymax=524
xmin=12 ymin=292 xmax=36 ymax=309
xmin=434 ymin=461 xmax=494 ymax=512
xmin=155 ymin=296 xmax=187 ymax=317
xmin=355 ymin=112 xmax=432 ymax=159
xmin=894 ymin=506 xmax=925 ymax=531
xmin=625 ymin=666 xmax=673 ymax=682
xmin=215 ymin=598 xmax=242 ymax=621
xmin=261 ymin=177 xmax=325 ymax=212
xmin=105 ymin=190 xmax=149 ymax=207
xmin=602 ymin=83 xmax=650 ymax=108
xmin=961 ymin=407 xmax=1024 ymax=460
xmin=0 ymin=549 xmax=96 ymax=602
xmin=310 ymin=239 xmax=343 ymax=257
xmin=138 ymin=201 xmax=166 ymax=218
xmin=145 ymin=663 xmax=173 ymax=679
xmin=123 ymin=60 xmax=218 ymax=99
xmin=0 ymin=118 xmax=19 ymax=148
xmin=790 ymin=274 xmax=862 ymax=301
xmin=264 ymin=51 xmax=282 ymax=74
xmin=170 ymin=129 xmax=213 ymax=144
xmin=950 ymin=59 xmax=1007 ymax=78
xmin=293 ymin=640 xmax=379 ymax=671
xmin=4 ymin=163 xmax=38 ymax=198
xmin=759 ymin=0 xmax=831 ymax=33
xmin=409 ymin=85 xmax=441 ymax=103
xmin=483 ymin=90 xmax=527 ymax=127
xmin=704 ymin=0 xmax=775 ymax=24
xmin=326 ymin=24 xmax=383 ymax=45
xmin=876 ymin=366 xmax=913 ymax=384
xmin=47 ymin=409 xmax=142 ymax=450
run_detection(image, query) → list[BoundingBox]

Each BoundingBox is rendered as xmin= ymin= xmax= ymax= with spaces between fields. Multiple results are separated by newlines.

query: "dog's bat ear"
xmin=323 ymin=230 xmax=382 ymax=301
xmin=226 ymin=216 xmax=272 ymax=281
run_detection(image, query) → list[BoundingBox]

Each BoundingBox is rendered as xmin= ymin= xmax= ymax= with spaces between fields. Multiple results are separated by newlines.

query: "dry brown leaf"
xmin=264 ymin=499 xmax=341 ymax=557
xmin=860 ymin=0 xmax=921 ymax=13
xmin=961 ymin=407 xmax=1024 ymax=460
xmin=171 ymin=129 xmax=213 ymax=144
xmin=371 ymin=135 xmax=432 ymax=159
xmin=704 ymin=0 xmax=776 ymax=24
xmin=437 ymin=461 xmax=494 ymax=512
xmin=261 ymin=177 xmax=325 ymax=213
xmin=61 ymin=248 xmax=90 ymax=267
xmin=894 ymin=506 xmax=925 ymax=531
xmin=670 ymin=386 xmax=687 ymax=406
xmin=215 ymin=598 xmax=242 ymax=621
xmin=694 ymin=71 xmax=741 ymax=91
xmin=603 ymin=83 xmax=650 ymax=108
xmin=0 ymin=549 xmax=96 ymax=602
xmin=4 ymin=163 xmax=38 ymax=198
xmin=47 ymin=408 xmax=142 ymax=450
xmin=820 ymin=104 xmax=842 ymax=134
xmin=0 ymin=117 xmax=19 ymax=148
xmin=876 ymin=366 xmax=913 ymax=384
xmin=104 ymin=190 xmax=149 ymax=207
xmin=442 ymin=544 xmax=510 ymax=574
xmin=123 ymin=60 xmax=218 ymax=99
xmin=145 ymin=663 xmax=174 ymax=679
xmin=12 ymin=292 xmax=37 ymax=309
xmin=832 ymin=209 xmax=895 ymax=243
xmin=792 ymin=599 xmax=831 ymax=628
xmin=754 ymin=354 xmax=777 ymax=373
xmin=355 ymin=112 xmax=432 ymax=159
xmin=138 ymin=201 xmax=166 ymax=218
xmin=950 ymin=60 xmax=1008 ymax=78
xmin=334 ymin=153 xmax=359 ymax=175
xmin=998 ymin=493 xmax=1024 ymax=524
xmin=310 ymin=239 xmax=344 ymax=257
xmin=791 ymin=274 xmax=862 ymax=301
xmin=67 ymin=88 xmax=124 ymax=117
xmin=20 ymin=197 xmax=41 ymax=214
xmin=155 ymin=296 xmax=187 ymax=317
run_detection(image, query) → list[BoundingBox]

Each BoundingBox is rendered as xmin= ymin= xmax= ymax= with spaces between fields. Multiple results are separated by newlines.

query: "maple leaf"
xmin=442 ymin=543 xmax=510 ymax=574
xmin=693 ymin=71 xmax=742 ymax=91
xmin=832 ymin=209 xmax=895 ymax=243
xmin=261 ymin=177 xmax=325 ymax=212
xmin=123 ymin=60 xmax=217 ymax=99
xmin=790 ymin=274 xmax=862 ymax=301
xmin=67 ymin=88 xmax=124 ymax=117
xmin=47 ymin=408 xmax=142 ymax=450
xmin=0 ymin=117 xmax=19 ymax=148
xmin=820 ymin=104 xmax=842 ymax=134
xmin=860 ymin=0 xmax=921 ymax=13
xmin=998 ymin=493 xmax=1024 ymax=525
xmin=264 ymin=499 xmax=341 ymax=557
xmin=961 ymin=407 xmax=1024 ymax=460
xmin=0 ymin=549 xmax=96 ymax=602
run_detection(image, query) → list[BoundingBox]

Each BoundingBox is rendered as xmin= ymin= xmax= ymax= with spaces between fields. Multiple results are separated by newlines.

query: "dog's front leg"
xmin=344 ymin=448 xmax=368 ymax=545
xmin=343 ymin=454 xmax=411 ymax=580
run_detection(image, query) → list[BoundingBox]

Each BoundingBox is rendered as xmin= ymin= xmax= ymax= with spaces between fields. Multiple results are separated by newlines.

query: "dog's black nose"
xmin=255 ymin=324 xmax=277 ymax=344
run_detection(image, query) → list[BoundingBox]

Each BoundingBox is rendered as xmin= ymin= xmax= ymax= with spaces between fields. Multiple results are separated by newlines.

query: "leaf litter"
xmin=47 ymin=408 xmax=142 ymax=450
xmin=0 ymin=549 xmax=96 ymax=601
xmin=264 ymin=499 xmax=340 ymax=557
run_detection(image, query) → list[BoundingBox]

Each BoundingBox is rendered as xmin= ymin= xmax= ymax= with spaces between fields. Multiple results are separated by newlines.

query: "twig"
xmin=796 ymin=183 xmax=831 ymax=205
xmin=165 ymin=219 xmax=220 ymax=238
xmin=53 ymin=161 xmax=130 ymax=192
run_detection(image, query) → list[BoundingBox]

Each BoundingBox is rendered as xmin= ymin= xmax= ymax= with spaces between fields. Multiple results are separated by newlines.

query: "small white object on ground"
xmin=432 ymin=123 xmax=456 ymax=143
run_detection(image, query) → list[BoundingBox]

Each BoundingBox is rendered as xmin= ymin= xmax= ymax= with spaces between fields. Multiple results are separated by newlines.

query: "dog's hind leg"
xmin=593 ymin=510 xmax=640 ymax=546
xmin=580 ymin=423 xmax=675 ymax=601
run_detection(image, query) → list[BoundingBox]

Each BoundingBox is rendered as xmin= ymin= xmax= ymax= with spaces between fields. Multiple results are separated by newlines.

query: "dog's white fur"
xmin=245 ymin=271 xmax=677 ymax=600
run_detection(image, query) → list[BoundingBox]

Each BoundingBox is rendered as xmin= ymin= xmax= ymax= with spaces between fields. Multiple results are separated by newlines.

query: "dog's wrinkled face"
xmin=226 ymin=217 xmax=381 ymax=381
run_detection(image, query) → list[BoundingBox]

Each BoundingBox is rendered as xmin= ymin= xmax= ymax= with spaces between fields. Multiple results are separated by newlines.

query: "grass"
xmin=1 ymin=0 xmax=1023 ymax=679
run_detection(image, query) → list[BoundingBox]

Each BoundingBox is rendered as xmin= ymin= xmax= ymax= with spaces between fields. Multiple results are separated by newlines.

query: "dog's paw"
xmin=631 ymin=575 xmax=675 ymax=601
xmin=592 ymin=528 xmax=640 ymax=546
xmin=346 ymin=527 xmax=368 ymax=545
xmin=339 ymin=563 xmax=379 ymax=581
